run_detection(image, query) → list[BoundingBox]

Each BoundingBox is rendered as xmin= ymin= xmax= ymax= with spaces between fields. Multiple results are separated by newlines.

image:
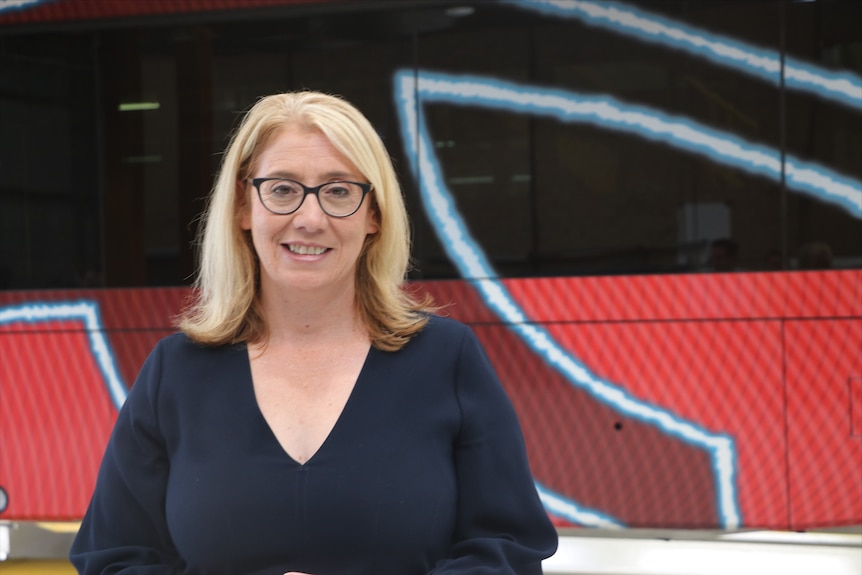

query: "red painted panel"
xmin=1 ymin=322 xmax=116 ymax=519
xmin=474 ymin=323 xmax=720 ymax=528
xmin=0 ymin=291 xmax=186 ymax=520
xmin=502 ymin=270 xmax=862 ymax=323
xmin=852 ymin=378 xmax=862 ymax=438
xmin=785 ymin=319 xmax=862 ymax=528
xmin=1 ymin=270 xmax=860 ymax=528
xmin=0 ymin=0 xmax=335 ymax=26
xmin=539 ymin=320 xmax=789 ymax=528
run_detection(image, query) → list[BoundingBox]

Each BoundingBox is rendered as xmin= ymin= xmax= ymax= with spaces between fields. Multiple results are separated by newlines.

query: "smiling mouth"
xmin=286 ymin=244 xmax=328 ymax=256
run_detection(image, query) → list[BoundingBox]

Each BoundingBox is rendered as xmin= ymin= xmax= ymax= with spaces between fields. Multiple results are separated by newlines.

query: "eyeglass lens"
xmin=259 ymin=179 xmax=365 ymax=217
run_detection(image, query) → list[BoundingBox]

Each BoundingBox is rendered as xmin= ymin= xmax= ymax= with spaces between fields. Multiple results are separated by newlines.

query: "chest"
xmin=248 ymin=341 xmax=370 ymax=464
xmin=163 ymin=336 xmax=466 ymax=572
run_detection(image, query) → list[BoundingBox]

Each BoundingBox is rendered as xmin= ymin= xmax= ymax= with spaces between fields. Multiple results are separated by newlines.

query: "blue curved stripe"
xmin=394 ymin=69 xmax=743 ymax=529
xmin=400 ymin=70 xmax=862 ymax=219
xmin=536 ymin=482 xmax=624 ymax=529
xmin=0 ymin=0 xmax=51 ymax=14
xmin=0 ymin=301 xmax=128 ymax=410
xmin=508 ymin=0 xmax=862 ymax=111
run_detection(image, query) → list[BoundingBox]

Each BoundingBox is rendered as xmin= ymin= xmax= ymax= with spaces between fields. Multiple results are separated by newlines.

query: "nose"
xmin=291 ymin=191 xmax=327 ymax=230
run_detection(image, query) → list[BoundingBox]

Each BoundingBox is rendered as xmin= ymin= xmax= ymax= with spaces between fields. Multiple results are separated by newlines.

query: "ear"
xmin=365 ymin=205 xmax=380 ymax=236
xmin=238 ymin=179 xmax=251 ymax=230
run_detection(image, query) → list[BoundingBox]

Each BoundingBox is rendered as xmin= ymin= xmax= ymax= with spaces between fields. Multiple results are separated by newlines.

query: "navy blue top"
xmin=70 ymin=315 xmax=557 ymax=574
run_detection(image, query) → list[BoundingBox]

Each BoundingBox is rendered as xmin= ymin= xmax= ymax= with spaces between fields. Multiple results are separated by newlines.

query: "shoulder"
xmin=127 ymin=333 xmax=247 ymax=408
xmin=417 ymin=313 xmax=475 ymax=341
xmin=152 ymin=332 xmax=240 ymax=361
xmin=135 ymin=333 xmax=244 ymax=390
xmin=397 ymin=314 xmax=487 ymax=365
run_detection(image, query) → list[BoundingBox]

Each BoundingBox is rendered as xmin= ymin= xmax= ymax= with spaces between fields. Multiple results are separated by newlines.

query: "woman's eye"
xmin=326 ymin=186 xmax=350 ymax=197
xmin=271 ymin=182 xmax=300 ymax=195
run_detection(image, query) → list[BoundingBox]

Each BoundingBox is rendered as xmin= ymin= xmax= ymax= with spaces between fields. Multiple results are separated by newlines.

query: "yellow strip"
xmin=0 ymin=560 xmax=76 ymax=574
xmin=33 ymin=522 xmax=81 ymax=534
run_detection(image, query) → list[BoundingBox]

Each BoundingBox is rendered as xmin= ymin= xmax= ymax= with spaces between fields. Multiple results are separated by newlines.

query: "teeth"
xmin=288 ymin=244 xmax=326 ymax=255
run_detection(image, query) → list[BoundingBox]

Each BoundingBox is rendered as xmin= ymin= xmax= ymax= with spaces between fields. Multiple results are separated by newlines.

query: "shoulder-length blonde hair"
xmin=177 ymin=91 xmax=433 ymax=351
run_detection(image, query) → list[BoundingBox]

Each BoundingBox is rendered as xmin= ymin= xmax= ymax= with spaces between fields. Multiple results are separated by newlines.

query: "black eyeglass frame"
xmin=248 ymin=177 xmax=373 ymax=218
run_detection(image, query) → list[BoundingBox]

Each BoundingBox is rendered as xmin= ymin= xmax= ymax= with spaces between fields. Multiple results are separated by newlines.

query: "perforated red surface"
xmin=0 ymin=0 xmax=333 ymax=26
xmin=1 ymin=271 xmax=860 ymax=529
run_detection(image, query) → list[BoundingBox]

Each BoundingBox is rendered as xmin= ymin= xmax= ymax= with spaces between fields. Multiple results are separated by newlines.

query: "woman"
xmin=70 ymin=91 xmax=558 ymax=574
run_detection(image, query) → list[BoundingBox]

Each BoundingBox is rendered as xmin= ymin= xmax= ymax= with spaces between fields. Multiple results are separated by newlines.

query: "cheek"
xmin=241 ymin=200 xmax=272 ymax=236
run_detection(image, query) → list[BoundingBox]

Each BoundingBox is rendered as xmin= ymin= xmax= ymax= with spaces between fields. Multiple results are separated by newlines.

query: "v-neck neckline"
xmin=242 ymin=343 xmax=375 ymax=467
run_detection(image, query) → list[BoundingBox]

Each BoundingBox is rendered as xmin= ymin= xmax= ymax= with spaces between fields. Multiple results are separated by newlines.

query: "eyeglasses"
xmin=249 ymin=177 xmax=372 ymax=218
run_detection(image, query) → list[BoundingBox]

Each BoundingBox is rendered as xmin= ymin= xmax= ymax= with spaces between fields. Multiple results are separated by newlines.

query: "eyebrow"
xmin=263 ymin=171 xmax=361 ymax=182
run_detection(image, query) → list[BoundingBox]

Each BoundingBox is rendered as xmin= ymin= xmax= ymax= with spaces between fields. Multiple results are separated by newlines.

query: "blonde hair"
xmin=177 ymin=91 xmax=433 ymax=351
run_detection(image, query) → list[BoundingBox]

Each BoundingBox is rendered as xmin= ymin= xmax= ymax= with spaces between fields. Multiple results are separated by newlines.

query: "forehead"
xmin=254 ymin=126 xmax=359 ymax=177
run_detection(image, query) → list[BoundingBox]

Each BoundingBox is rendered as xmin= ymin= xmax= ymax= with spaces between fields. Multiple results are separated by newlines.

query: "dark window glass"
xmin=0 ymin=33 xmax=100 ymax=288
xmin=1 ymin=0 xmax=859 ymax=289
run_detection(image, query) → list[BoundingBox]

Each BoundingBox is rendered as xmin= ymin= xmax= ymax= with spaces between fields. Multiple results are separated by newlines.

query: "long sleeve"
xmin=70 ymin=339 xmax=187 ymax=574
xmin=431 ymin=324 xmax=558 ymax=574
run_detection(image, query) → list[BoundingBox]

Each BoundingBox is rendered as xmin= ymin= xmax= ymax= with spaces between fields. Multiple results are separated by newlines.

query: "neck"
xmin=258 ymin=284 xmax=365 ymax=345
